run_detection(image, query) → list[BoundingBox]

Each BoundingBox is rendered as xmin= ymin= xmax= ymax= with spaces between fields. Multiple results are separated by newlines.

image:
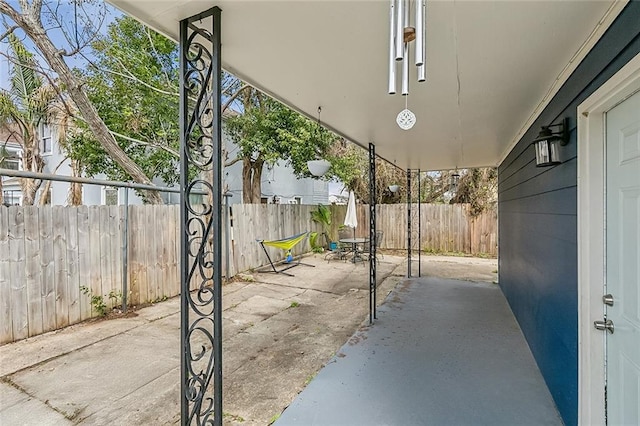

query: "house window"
xmin=0 ymin=148 xmax=21 ymax=170
xmin=261 ymin=197 xmax=269 ymax=204
xmin=2 ymin=190 xmax=21 ymax=206
xmin=289 ymin=196 xmax=302 ymax=205
xmin=2 ymin=157 xmax=20 ymax=170
xmin=40 ymin=123 xmax=52 ymax=155
xmin=103 ymin=187 xmax=118 ymax=205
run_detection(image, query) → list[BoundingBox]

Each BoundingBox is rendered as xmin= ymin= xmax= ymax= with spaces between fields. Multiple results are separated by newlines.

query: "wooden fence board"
xmin=76 ymin=206 xmax=91 ymax=321
xmin=154 ymin=205 xmax=165 ymax=301
xmin=98 ymin=207 xmax=112 ymax=307
xmin=160 ymin=206 xmax=172 ymax=297
xmin=0 ymin=207 xmax=13 ymax=344
xmin=39 ymin=207 xmax=56 ymax=333
xmin=109 ymin=205 xmax=122 ymax=308
xmin=66 ymin=208 xmax=81 ymax=325
xmin=172 ymin=206 xmax=180 ymax=294
xmin=88 ymin=206 xmax=102 ymax=316
xmin=9 ymin=207 xmax=28 ymax=340
xmin=128 ymin=206 xmax=144 ymax=305
xmin=53 ymin=206 xmax=69 ymax=329
xmin=24 ymin=206 xmax=43 ymax=337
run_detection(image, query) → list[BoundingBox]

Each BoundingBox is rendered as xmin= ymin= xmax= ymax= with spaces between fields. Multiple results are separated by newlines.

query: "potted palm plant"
xmin=310 ymin=204 xmax=336 ymax=250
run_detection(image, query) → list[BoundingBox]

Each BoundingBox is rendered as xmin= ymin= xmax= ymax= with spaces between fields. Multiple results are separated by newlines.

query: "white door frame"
xmin=577 ymin=51 xmax=640 ymax=425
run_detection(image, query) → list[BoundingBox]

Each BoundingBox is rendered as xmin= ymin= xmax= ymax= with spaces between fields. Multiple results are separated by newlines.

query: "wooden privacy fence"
xmin=0 ymin=203 xmax=495 ymax=344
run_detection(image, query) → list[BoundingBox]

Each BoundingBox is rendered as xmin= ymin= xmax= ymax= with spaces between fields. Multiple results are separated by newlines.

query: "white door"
xmin=605 ymin=89 xmax=640 ymax=425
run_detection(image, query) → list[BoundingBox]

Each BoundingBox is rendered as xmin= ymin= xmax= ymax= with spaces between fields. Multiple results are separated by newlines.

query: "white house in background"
xmin=1 ymin=124 xmax=149 ymax=206
xmin=1 ymin=123 xmax=328 ymax=206
xmin=223 ymin=157 xmax=328 ymax=206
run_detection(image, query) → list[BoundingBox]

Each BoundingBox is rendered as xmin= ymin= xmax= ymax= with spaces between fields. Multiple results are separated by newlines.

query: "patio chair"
xmin=256 ymin=231 xmax=315 ymax=276
xmin=364 ymin=230 xmax=384 ymax=261
xmin=325 ymin=227 xmax=354 ymax=262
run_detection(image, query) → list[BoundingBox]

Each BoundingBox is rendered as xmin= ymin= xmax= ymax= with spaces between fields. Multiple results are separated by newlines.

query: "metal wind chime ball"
xmin=396 ymin=108 xmax=416 ymax=130
xmin=388 ymin=0 xmax=427 ymax=131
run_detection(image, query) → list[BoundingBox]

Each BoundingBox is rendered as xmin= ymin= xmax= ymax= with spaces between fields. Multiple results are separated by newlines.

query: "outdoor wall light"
xmin=389 ymin=184 xmax=400 ymax=193
xmin=532 ymin=117 xmax=569 ymax=167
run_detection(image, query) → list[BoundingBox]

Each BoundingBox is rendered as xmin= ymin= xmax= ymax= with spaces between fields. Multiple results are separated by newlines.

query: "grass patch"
xmin=304 ymin=372 xmax=317 ymax=385
xmin=223 ymin=412 xmax=245 ymax=422
xmin=268 ymin=413 xmax=281 ymax=425
xmin=289 ymin=301 xmax=300 ymax=308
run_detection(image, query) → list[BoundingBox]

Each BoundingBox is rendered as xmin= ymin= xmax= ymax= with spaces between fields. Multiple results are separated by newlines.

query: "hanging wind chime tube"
xmin=388 ymin=0 xmax=427 ymax=130
xmin=416 ymin=0 xmax=426 ymax=82
xmin=395 ymin=0 xmax=405 ymax=61
xmin=388 ymin=0 xmax=397 ymax=94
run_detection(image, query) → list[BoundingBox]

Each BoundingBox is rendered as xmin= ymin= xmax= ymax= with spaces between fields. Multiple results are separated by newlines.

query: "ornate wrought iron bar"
xmin=407 ymin=168 xmax=412 ymax=277
xmin=369 ymin=143 xmax=377 ymax=323
xmin=417 ymin=169 xmax=422 ymax=277
xmin=180 ymin=7 xmax=223 ymax=426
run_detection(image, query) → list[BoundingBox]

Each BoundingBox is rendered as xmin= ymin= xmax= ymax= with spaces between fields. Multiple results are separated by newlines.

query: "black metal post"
xmin=417 ymin=169 xmax=421 ymax=277
xmin=407 ymin=169 xmax=412 ymax=278
xmin=180 ymin=7 xmax=223 ymax=426
xmin=369 ymin=143 xmax=377 ymax=323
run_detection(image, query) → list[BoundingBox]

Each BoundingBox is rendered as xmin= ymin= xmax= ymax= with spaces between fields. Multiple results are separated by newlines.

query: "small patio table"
xmin=339 ymin=237 xmax=369 ymax=263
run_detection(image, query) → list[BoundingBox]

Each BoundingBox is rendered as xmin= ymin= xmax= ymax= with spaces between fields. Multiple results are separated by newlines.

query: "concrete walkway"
xmin=1 ymin=253 xmax=414 ymax=425
xmin=275 ymin=276 xmax=562 ymax=425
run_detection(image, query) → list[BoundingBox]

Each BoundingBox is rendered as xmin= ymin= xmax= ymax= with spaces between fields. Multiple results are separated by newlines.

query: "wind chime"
xmin=388 ymin=0 xmax=426 ymax=130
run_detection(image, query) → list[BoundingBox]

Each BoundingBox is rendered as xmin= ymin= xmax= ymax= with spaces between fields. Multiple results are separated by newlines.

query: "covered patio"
xmin=276 ymin=276 xmax=561 ymax=425
xmin=103 ymin=1 xmax=639 ymax=425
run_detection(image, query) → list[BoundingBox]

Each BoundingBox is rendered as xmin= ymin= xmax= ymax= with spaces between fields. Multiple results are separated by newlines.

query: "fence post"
xmin=121 ymin=188 xmax=129 ymax=313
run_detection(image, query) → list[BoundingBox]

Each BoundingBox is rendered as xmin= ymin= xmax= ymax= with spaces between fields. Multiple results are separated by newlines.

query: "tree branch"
xmin=0 ymin=24 xmax=17 ymax=42
xmin=109 ymin=130 xmax=179 ymax=158
xmin=222 ymin=83 xmax=250 ymax=113
xmin=224 ymin=156 xmax=243 ymax=167
xmin=82 ymin=53 xmax=179 ymax=97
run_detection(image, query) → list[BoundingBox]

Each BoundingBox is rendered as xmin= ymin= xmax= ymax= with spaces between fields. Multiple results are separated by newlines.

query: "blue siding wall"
xmin=498 ymin=4 xmax=640 ymax=426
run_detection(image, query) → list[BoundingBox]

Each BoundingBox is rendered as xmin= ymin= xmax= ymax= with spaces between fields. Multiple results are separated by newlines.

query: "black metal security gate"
xmin=179 ymin=7 xmax=223 ymax=426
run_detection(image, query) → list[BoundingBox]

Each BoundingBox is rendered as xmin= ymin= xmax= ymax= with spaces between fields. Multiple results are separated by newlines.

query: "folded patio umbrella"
xmin=344 ymin=190 xmax=358 ymax=238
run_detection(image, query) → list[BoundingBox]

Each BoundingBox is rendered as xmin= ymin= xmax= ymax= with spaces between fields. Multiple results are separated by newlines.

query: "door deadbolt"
xmin=594 ymin=319 xmax=614 ymax=334
xmin=602 ymin=294 xmax=614 ymax=306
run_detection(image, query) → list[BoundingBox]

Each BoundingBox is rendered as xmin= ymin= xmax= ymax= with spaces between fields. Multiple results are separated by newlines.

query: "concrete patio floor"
xmin=1 ymin=253 xmax=412 ymax=425
xmin=0 ymin=254 xmax=519 ymax=425
xmin=275 ymin=276 xmax=562 ymax=426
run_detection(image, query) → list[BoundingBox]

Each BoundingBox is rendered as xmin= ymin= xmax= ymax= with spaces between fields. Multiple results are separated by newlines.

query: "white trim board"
xmin=577 ymin=51 xmax=640 ymax=426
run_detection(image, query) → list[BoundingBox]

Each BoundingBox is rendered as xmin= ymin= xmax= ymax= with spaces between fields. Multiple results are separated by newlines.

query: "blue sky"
xmin=1 ymin=1 xmax=121 ymax=91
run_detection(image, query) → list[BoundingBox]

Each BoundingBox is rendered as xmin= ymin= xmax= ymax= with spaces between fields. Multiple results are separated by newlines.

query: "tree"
xmin=75 ymin=15 xmax=181 ymax=186
xmin=0 ymin=34 xmax=75 ymax=205
xmin=225 ymin=92 xmax=336 ymax=203
xmin=412 ymin=168 xmax=497 ymax=216
xmin=451 ymin=168 xmax=497 ymax=216
xmin=0 ymin=0 xmax=163 ymax=203
xmin=327 ymin=141 xmax=407 ymax=205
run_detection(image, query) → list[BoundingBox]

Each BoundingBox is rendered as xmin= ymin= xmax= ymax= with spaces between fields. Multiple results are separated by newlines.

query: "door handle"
xmin=594 ymin=319 xmax=614 ymax=334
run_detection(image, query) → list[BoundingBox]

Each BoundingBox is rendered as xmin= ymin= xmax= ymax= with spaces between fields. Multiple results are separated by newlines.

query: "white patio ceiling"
xmin=108 ymin=0 xmax=620 ymax=171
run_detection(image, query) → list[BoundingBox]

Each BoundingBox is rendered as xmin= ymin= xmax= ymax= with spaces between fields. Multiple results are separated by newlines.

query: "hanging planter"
xmin=307 ymin=159 xmax=331 ymax=177
xmin=307 ymin=107 xmax=332 ymax=177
